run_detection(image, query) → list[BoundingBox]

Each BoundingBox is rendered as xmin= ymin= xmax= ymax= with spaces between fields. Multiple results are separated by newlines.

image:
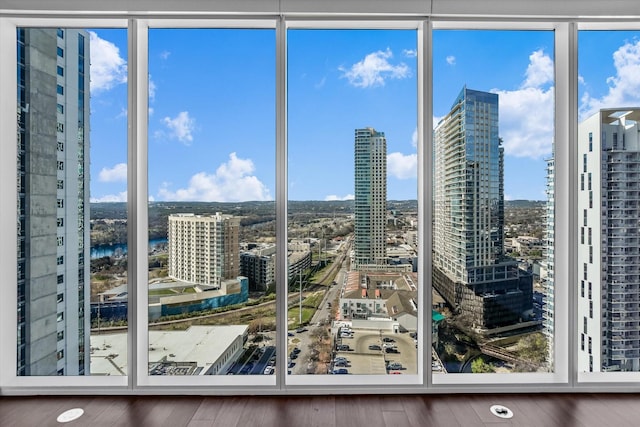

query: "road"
xmin=226 ymin=345 xmax=276 ymax=375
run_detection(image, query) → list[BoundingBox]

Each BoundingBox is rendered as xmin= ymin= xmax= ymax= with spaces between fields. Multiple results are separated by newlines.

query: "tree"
xmin=471 ymin=357 xmax=495 ymax=373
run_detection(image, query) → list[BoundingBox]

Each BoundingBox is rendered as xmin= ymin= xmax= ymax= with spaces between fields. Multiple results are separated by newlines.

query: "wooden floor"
xmin=2 ymin=393 xmax=640 ymax=426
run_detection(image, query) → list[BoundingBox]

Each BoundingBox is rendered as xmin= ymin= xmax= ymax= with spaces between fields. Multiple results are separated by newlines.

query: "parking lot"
xmin=333 ymin=329 xmax=418 ymax=375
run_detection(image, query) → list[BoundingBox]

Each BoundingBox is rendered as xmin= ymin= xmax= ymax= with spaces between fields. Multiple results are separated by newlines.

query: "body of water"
xmin=90 ymin=238 xmax=167 ymax=259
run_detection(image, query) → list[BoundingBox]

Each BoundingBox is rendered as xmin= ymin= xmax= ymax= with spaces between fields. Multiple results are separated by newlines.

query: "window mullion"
xmin=129 ymin=17 xmax=150 ymax=390
xmin=276 ymin=16 xmax=288 ymax=390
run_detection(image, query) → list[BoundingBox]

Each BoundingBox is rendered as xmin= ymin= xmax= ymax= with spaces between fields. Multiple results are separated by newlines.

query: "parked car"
xmin=385 ymin=347 xmax=399 ymax=354
xmin=332 ymin=368 xmax=349 ymax=374
xmin=337 ymin=344 xmax=351 ymax=351
xmin=387 ymin=362 xmax=402 ymax=370
xmin=334 ymin=361 xmax=349 ymax=367
xmin=368 ymin=344 xmax=382 ymax=351
xmin=382 ymin=337 xmax=395 ymax=343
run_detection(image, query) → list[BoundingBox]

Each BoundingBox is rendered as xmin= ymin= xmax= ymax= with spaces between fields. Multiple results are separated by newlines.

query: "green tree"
xmin=471 ymin=357 xmax=496 ymax=373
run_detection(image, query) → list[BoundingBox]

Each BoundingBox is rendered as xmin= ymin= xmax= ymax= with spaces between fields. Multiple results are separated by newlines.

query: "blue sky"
xmin=87 ymin=28 xmax=640 ymax=203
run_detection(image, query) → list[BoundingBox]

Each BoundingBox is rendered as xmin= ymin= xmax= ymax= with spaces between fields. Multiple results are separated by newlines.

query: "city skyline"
xmin=84 ymin=29 xmax=640 ymax=203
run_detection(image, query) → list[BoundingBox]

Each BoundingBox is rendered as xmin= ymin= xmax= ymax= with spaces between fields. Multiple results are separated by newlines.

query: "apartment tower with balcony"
xmin=168 ymin=213 xmax=240 ymax=288
xmin=543 ymin=157 xmax=555 ymax=368
xmin=354 ymin=127 xmax=387 ymax=269
xmin=17 ymin=28 xmax=91 ymax=375
xmin=579 ymin=108 xmax=640 ymax=372
xmin=432 ymin=87 xmax=532 ymax=328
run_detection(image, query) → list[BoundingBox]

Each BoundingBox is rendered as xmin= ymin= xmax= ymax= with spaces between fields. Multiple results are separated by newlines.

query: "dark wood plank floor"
xmin=2 ymin=393 xmax=639 ymax=426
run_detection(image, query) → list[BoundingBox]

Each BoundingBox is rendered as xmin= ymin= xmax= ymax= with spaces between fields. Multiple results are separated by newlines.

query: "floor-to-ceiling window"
xmin=431 ymin=24 xmax=568 ymax=386
xmin=577 ymin=26 xmax=640 ymax=384
xmin=11 ymin=24 xmax=129 ymax=383
xmin=141 ymin=23 xmax=277 ymax=387
xmin=1 ymin=1 xmax=640 ymax=394
xmin=287 ymin=26 xmax=420 ymax=382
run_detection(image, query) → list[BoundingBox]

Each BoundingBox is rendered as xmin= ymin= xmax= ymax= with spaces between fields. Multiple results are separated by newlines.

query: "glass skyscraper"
xmin=354 ymin=127 xmax=387 ymax=269
xmin=433 ymin=87 xmax=532 ymax=328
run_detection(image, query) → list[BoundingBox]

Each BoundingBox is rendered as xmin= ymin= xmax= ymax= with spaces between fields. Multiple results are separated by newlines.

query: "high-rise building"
xmin=432 ymin=87 xmax=532 ymax=328
xmin=578 ymin=108 xmax=640 ymax=372
xmin=543 ymin=157 xmax=555 ymax=368
xmin=354 ymin=127 xmax=387 ymax=269
xmin=168 ymin=213 xmax=240 ymax=288
xmin=17 ymin=28 xmax=91 ymax=375
xmin=240 ymin=245 xmax=276 ymax=291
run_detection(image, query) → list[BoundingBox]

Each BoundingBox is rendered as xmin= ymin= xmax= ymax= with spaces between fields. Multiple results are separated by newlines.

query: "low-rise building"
xmin=91 ymin=325 xmax=248 ymax=376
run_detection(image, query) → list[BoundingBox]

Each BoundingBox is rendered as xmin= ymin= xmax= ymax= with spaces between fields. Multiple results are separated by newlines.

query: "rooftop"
xmin=91 ymin=325 xmax=248 ymax=376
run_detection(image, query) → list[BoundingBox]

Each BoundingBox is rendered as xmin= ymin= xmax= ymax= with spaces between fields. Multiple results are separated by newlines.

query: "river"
xmin=90 ymin=238 xmax=167 ymax=259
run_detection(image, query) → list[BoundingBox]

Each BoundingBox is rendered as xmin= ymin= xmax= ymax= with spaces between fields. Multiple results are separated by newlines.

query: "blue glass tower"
xmin=433 ymin=87 xmax=532 ymax=328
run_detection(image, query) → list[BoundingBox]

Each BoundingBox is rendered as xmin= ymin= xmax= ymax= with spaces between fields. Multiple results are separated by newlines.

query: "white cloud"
xmin=446 ymin=55 xmax=456 ymax=65
xmin=315 ymin=77 xmax=327 ymax=89
xmin=91 ymin=191 xmax=127 ymax=203
xmin=162 ymin=111 xmax=196 ymax=144
xmin=522 ymin=49 xmax=554 ymax=89
xmin=89 ymin=31 xmax=127 ymax=93
xmin=149 ymin=77 xmax=157 ymax=102
xmin=98 ymin=163 xmax=127 ymax=182
xmin=160 ymin=50 xmax=171 ymax=60
xmin=580 ymin=39 xmax=640 ymax=120
xmin=411 ymin=128 xmax=418 ymax=148
xmin=156 ymin=152 xmax=272 ymax=202
xmin=493 ymin=86 xmax=554 ymax=159
xmin=339 ymin=48 xmax=411 ymax=88
xmin=490 ymin=49 xmax=555 ymax=159
xmin=403 ymin=49 xmax=417 ymax=58
xmin=387 ymin=152 xmax=417 ymax=180
xmin=325 ymin=194 xmax=355 ymax=201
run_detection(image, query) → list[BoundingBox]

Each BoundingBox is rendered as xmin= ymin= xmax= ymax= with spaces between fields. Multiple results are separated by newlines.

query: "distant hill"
xmin=505 ymin=200 xmax=546 ymax=208
xmin=91 ymin=198 xmax=540 ymax=221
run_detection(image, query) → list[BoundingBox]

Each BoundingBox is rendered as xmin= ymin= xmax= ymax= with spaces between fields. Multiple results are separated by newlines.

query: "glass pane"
xmin=17 ymin=28 xmax=128 ymax=376
xmin=432 ymin=30 xmax=554 ymax=374
xmin=578 ymin=30 xmax=640 ymax=374
xmin=147 ymin=29 xmax=276 ymax=376
xmin=288 ymin=29 xmax=419 ymax=376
